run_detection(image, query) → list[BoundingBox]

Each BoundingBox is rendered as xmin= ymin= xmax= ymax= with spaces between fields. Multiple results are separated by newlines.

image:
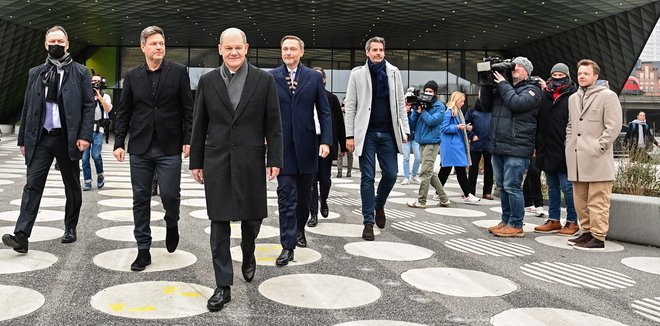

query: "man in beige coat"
xmin=565 ymin=59 xmax=622 ymax=251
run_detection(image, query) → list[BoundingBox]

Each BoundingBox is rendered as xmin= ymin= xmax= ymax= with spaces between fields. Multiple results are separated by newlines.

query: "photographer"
xmin=82 ymin=74 xmax=112 ymax=191
xmin=406 ymin=81 xmax=450 ymax=208
xmin=478 ymin=56 xmax=541 ymax=238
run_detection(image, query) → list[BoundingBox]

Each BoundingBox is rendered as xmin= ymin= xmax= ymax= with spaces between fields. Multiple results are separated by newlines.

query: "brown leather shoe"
xmin=573 ymin=237 xmax=605 ymax=251
xmin=362 ymin=224 xmax=375 ymax=241
xmin=488 ymin=222 xmax=507 ymax=234
xmin=568 ymin=232 xmax=592 ymax=246
xmin=557 ymin=222 xmax=580 ymax=236
xmin=375 ymin=208 xmax=386 ymax=229
xmin=533 ymin=220 xmax=562 ymax=233
xmin=493 ymin=225 xmax=524 ymax=237
xmin=482 ymin=194 xmax=494 ymax=200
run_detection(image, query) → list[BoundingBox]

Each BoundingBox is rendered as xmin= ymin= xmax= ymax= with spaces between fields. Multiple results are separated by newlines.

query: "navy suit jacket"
xmin=271 ymin=64 xmax=332 ymax=175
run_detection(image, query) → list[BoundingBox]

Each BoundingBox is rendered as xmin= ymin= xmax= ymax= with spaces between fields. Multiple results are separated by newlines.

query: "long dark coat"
xmin=189 ymin=63 xmax=283 ymax=221
xmin=535 ymin=81 xmax=577 ymax=173
xmin=18 ymin=62 xmax=95 ymax=166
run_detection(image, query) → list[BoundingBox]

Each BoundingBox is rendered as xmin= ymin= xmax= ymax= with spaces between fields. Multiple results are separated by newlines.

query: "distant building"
xmin=633 ymin=61 xmax=660 ymax=96
xmin=638 ymin=21 xmax=660 ymax=61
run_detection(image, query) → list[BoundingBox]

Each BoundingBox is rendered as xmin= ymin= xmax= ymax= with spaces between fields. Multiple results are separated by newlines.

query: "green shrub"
xmin=613 ymin=150 xmax=660 ymax=197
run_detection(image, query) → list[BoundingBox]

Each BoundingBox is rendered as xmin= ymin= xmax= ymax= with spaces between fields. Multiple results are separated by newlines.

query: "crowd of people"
xmin=3 ymin=24 xmax=653 ymax=313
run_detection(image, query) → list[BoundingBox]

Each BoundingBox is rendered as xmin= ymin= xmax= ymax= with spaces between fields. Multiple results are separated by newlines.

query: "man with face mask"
xmin=2 ymin=26 xmax=94 ymax=253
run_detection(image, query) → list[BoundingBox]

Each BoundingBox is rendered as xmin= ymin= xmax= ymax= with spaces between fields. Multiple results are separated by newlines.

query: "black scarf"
xmin=44 ymin=53 xmax=73 ymax=103
xmin=368 ymin=59 xmax=388 ymax=98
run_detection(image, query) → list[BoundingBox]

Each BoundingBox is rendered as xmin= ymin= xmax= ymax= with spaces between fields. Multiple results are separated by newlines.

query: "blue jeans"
xmin=359 ymin=131 xmax=398 ymax=225
xmin=82 ymin=131 xmax=104 ymax=182
xmin=545 ymin=171 xmax=577 ymax=222
xmin=491 ymin=154 xmax=529 ymax=228
xmin=402 ymin=140 xmax=421 ymax=179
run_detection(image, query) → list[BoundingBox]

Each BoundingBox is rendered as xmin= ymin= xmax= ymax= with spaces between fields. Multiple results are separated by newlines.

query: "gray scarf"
xmin=456 ymin=108 xmax=472 ymax=166
xmin=632 ymin=119 xmax=646 ymax=148
xmin=44 ymin=53 xmax=73 ymax=102
xmin=220 ymin=62 xmax=248 ymax=110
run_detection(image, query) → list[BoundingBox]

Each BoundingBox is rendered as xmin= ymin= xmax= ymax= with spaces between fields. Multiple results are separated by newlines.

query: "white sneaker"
xmin=432 ymin=193 xmax=440 ymax=201
xmin=439 ymin=198 xmax=451 ymax=207
xmin=463 ymin=193 xmax=481 ymax=203
xmin=407 ymin=200 xmax=426 ymax=208
xmin=401 ymin=178 xmax=410 ymax=185
xmin=535 ymin=206 xmax=546 ymax=217
xmin=525 ymin=206 xmax=535 ymax=213
xmin=413 ymin=176 xmax=422 ymax=183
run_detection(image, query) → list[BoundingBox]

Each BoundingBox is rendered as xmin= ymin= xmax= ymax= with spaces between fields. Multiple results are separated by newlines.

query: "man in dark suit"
xmin=113 ymin=26 xmax=193 ymax=271
xmin=2 ymin=26 xmax=94 ymax=253
xmin=271 ymin=35 xmax=332 ymax=266
xmin=190 ymin=27 xmax=283 ymax=312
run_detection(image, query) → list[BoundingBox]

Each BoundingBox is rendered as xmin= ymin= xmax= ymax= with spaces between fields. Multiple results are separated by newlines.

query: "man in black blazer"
xmin=2 ymin=26 xmax=94 ymax=253
xmin=271 ymin=35 xmax=332 ymax=266
xmin=113 ymin=26 xmax=193 ymax=271
xmin=190 ymin=27 xmax=283 ymax=312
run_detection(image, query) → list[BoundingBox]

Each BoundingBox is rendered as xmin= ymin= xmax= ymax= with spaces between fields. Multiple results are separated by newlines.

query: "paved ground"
xmin=0 ymin=135 xmax=658 ymax=325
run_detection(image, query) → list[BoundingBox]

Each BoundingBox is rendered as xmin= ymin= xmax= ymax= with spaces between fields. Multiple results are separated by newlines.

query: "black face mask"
xmin=550 ymin=77 xmax=569 ymax=88
xmin=48 ymin=44 xmax=66 ymax=59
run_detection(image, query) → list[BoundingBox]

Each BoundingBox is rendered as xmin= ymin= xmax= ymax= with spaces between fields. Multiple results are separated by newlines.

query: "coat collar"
xmin=137 ymin=60 xmax=171 ymax=104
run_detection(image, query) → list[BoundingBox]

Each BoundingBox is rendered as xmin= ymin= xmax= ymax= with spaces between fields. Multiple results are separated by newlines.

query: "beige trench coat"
xmin=565 ymin=81 xmax=622 ymax=182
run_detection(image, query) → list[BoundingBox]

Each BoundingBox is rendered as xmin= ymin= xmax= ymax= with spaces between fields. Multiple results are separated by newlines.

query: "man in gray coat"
xmin=190 ymin=27 xmax=283 ymax=312
xmin=344 ymin=36 xmax=409 ymax=241
xmin=2 ymin=26 xmax=94 ymax=253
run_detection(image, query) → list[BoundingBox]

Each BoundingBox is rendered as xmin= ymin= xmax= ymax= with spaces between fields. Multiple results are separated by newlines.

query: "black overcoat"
xmin=189 ymin=63 xmax=283 ymax=221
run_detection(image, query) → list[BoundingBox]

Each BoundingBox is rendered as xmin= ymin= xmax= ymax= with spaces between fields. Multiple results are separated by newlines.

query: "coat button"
xmin=577 ymin=133 xmax=581 ymax=136
xmin=579 ymin=118 xmax=583 ymax=121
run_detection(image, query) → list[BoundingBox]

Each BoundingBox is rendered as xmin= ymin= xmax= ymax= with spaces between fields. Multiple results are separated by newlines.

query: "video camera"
xmin=90 ymin=69 xmax=107 ymax=90
xmin=477 ymin=57 xmax=515 ymax=86
xmin=406 ymin=91 xmax=434 ymax=109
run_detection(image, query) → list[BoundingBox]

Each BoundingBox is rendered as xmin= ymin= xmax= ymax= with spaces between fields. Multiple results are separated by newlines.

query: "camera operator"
xmin=478 ymin=56 xmax=541 ymax=238
xmin=82 ymin=74 xmax=112 ymax=191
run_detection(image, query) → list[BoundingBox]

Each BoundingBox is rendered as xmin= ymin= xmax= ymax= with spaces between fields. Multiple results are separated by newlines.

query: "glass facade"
xmin=92 ymin=46 xmax=491 ymax=108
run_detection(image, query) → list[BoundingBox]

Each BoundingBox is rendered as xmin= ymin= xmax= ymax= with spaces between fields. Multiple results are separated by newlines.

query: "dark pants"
xmin=523 ymin=158 xmax=543 ymax=207
xmin=210 ymin=220 xmax=261 ymax=287
xmin=15 ymin=132 xmax=82 ymax=237
xmin=468 ymin=151 xmax=493 ymax=196
xmin=438 ymin=166 xmax=470 ymax=197
xmin=129 ymin=142 xmax=181 ymax=249
xmin=277 ymin=174 xmax=314 ymax=250
xmin=310 ymin=146 xmax=332 ymax=215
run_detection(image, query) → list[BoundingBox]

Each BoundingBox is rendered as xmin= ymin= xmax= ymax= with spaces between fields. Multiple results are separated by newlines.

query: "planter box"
xmin=0 ymin=124 xmax=14 ymax=135
xmin=608 ymin=193 xmax=660 ymax=247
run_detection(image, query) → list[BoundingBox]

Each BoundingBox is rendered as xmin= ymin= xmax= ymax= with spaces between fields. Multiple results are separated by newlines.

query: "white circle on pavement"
xmin=0 ymin=250 xmax=58 ymax=274
xmin=98 ymin=189 xmax=133 ymax=197
xmin=45 ymin=181 xmax=65 ymax=188
xmin=472 ymin=220 xmax=539 ymax=233
xmin=180 ymin=198 xmax=206 ymax=207
xmin=93 ymin=248 xmax=197 ymax=272
xmin=188 ymin=209 xmax=208 ymax=220
xmin=46 ymin=174 xmax=62 ymax=181
xmin=97 ymin=210 xmax=164 ymax=222
xmin=99 ymin=199 xmax=158 ymax=208
xmin=335 ymin=183 xmax=361 ymax=190
xmin=259 ymin=274 xmax=381 ymax=309
xmin=180 ymin=190 xmax=205 ymax=197
xmin=96 ymin=225 xmax=165 ymax=242
xmin=90 ymin=281 xmax=214 ymax=319
xmin=0 ymin=173 xmax=24 ymax=179
xmin=101 ymin=182 xmax=133 ymax=189
xmin=387 ymin=191 xmax=406 ymax=197
xmin=536 ymin=235 xmax=624 ymax=252
xmin=393 ymin=184 xmax=421 ymax=189
xmin=0 ymin=285 xmax=45 ymax=322
xmin=621 ymin=257 xmax=660 ymax=275
xmin=344 ymin=242 xmax=434 ymax=261
xmin=306 ymin=223 xmax=380 ymax=238
xmin=203 ymin=224 xmax=279 ymax=239
xmin=0 ymin=180 xmax=14 ymax=186
xmin=230 ymin=243 xmax=321 ymax=266
xmin=272 ymin=210 xmax=340 ymax=220
xmin=42 ymin=188 xmax=65 ymax=196
xmin=491 ymin=308 xmax=627 ymax=326
xmin=334 ymin=321 xmax=427 ymax=326
xmin=425 ymin=207 xmax=487 ymax=217
xmin=0 ymin=226 xmax=62 ymax=242
xmin=0 ymin=210 xmax=64 ymax=222
xmin=11 ymin=198 xmax=65 ymax=207
xmin=401 ymin=267 xmax=517 ymax=297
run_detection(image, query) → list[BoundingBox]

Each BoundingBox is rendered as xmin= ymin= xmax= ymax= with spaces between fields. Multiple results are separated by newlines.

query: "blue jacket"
xmin=440 ymin=109 xmax=469 ymax=167
xmin=464 ymin=100 xmax=492 ymax=152
xmin=409 ymin=99 xmax=445 ymax=145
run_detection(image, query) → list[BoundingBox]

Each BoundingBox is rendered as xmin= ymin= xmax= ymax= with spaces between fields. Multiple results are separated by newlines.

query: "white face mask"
xmin=424 ymin=91 xmax=434 ymax=96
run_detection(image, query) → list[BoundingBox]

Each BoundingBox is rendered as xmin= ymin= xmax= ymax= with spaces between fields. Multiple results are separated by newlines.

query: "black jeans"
xmin=468 ymin=151 xmax=493 ymax=196
xmin=438 ymin=166 xmax=470 ymax=197
xmin=523 ymin=158 xmax=543 ymax=207
xmin=210 ymin=220 xmax=261 ymax=287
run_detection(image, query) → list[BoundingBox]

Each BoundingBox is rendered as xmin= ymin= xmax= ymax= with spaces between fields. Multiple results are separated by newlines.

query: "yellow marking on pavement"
xmin=163 ymin=286 xmax=178 ymax=295
xmin=109 ymin=303 xmax=125 ymax=312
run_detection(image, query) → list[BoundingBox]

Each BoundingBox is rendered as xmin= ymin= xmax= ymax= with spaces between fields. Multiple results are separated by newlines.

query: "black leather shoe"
xmin=307 ymin=214 xmax=318 ymax=227
xmin=2 ymin=233 xmax=28 ymax=253
xmin=61 ymin=229 xmax=77 ymax=243
xmin=375 ymin=208 xmax=386 ymax=229
xmin=320 ymin=201 xmax=329 ymax=218
xmin=276 ymin=249 xmax=294 ymax=266
xmin=166 ymin=226 xmax=179 ymax=253
xmin=207 ymin=286 xmax=231 ymax=312
xmin=130 ymin=249 xmax=151 ymax=271
xmin=241 ymin=252 xmax=256 ymax=283
xmin=296 ymin=230 xmax=307 ymax=248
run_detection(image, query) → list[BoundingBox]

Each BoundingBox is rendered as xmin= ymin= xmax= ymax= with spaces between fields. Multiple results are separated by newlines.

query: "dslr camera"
xmin=407 ymin=92 xmax=434 ymax=109
xmin=92 ymin=77 xmax=107 ymax=90
xmin=477 ymin=57 xmax=515 ymax=86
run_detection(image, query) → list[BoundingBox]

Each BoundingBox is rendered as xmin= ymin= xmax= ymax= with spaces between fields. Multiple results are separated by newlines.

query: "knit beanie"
xmin=551 ymin=63 xmax=570 ymax=77
xmin=512 ymin=57 xmax=533 ymax=75
xmin=423 ymin=80 xmax=438 ymax=94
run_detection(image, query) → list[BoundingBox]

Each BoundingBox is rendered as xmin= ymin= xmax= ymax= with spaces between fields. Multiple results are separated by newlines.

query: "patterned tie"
xmin=44 ymin=102 xmax=54 ymax=131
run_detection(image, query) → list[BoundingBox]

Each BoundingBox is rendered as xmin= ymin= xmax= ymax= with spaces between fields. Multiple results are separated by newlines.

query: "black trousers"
xmin=438 ymin=166 xmax=470 ymax=197
xmin=277 ymin=174 xmax=314 ymax=250
xmin=210 ymin=220 xmax=261 ymax=287
xmin=310 ymin=150 xmax=332 ymax=215
xmin=129 ymin=142 xmax=181 ymax=249
xmin=15 ymin=132 xmax=82 ymax=237
xmin=523 ymin=157 xmax=544 ymax=207
xmin=468 ymin=151 xmax=493 ymax=196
